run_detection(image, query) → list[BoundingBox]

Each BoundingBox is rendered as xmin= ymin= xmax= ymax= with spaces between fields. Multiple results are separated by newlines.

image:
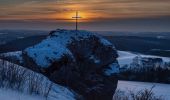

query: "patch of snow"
xmin=117 ymin=80 xmax=170 ymax=100
xmin=0 ymin=51 xmax=23 ymax=63
xmin=104 ymin=62 xmax=119 ymax=76
xmin=118 ymin=51 xmax=137 ymax=67
xmin=0 ymin=86 xmax=75 ymax=100
xmin=99 ymin=38 xmax=112 ymax=46
xmin=0 ymin=88 xmax=44 ymax=100
xmin=49 ymin=84 xmax=75 ymax=100
xmin=25 ymin=43 xmax=73 ymax=68
xmin=89 ymin=55 xmax=100 ymax=64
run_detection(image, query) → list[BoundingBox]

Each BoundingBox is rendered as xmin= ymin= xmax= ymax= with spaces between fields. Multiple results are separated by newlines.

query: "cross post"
xmin=72 ymin=11 xmax=82 ymax=31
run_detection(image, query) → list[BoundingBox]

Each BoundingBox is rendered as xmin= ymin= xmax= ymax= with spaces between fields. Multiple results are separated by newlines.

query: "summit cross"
xmin=72 ymin=11 xmax=82 ymax=31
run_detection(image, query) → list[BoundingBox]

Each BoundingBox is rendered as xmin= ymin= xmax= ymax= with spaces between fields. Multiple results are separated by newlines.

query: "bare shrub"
xmin=113 ymin=90 xmax=129 ymax=100
xmin=113 ymin=87 xmax=164 ymax=100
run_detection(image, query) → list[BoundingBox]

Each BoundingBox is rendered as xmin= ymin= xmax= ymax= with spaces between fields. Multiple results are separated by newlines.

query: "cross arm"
xmin=72 ymin=17 xmax=82 ymax=19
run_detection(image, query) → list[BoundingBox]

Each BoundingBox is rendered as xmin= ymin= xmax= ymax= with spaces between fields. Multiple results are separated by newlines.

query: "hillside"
xmin=117 ymin=50 xmax=170 ymax=67
xmin=106 ymin=36 xmax=170 ymax=57
xmin=0 ymin=35 xmax=46 ymax=53
xmin=0 ymin=30 xmax=47 ymax=45
xmin=117 ymin=51 xmax=170 ymax=83
xmin=0 ymin=59 xmax=76 ymax=100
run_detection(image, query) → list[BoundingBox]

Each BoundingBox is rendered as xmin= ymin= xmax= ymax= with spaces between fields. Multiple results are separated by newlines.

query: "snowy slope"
xmin=1 ymin=81 xmax=170 ymax=100
xmin=0 ymin=51 xmax=23 ymax=63
xmin=0 ymin=59 xmax=76 ymax=100
xmin=118 ymin=51 xmax=170 ymax=67
xmin=0 ymin=89 xmax=44 ymax=100
xmin=117 ymin=80 xmax=170 ymax=100
xmin=117 ymin=51 xmax=137 ymax=67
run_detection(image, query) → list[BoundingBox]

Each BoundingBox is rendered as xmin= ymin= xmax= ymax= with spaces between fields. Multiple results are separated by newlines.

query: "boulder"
xmin=0 ymin=29 xmax=119 ymax=100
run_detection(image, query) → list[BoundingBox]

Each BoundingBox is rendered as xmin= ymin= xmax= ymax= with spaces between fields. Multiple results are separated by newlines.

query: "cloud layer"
xmin=0 ymin=0 xmax=170 ymax=31
xmin=0 ymin=0 xmax=170 ymax=20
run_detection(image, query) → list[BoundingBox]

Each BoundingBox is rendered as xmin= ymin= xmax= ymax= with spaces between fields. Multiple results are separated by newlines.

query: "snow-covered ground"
xmin=0 ymin=59 xmax=76 ymax=100
xmin=0 ymin=89 xmax=44 ymax=100
xmin=0 ymin=85 xmax=75 ymax=100
xmin=118 ymin=51 xmax=170 ymax=67
xmin=117 ymin=80 xmax=170 ymax=100
xmin=1 ymin=80 xmax=170 ymax=100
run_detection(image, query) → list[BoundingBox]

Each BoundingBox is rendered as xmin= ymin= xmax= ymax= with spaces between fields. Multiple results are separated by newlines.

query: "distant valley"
xmin=0 ymin=30 xmax=170 ymax=57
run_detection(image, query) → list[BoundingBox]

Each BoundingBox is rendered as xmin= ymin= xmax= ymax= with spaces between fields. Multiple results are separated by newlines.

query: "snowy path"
xmin=117 ymin=80 xmax=170 ymax=100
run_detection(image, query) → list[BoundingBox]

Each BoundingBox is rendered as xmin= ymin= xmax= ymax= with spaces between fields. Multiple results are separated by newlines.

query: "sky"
xmin=0 ymin=0 xmax=170 ymax=31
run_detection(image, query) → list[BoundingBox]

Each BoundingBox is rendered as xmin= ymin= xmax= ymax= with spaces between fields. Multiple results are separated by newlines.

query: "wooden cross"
xmin=72 ymin=11 xmax=82 ymax=31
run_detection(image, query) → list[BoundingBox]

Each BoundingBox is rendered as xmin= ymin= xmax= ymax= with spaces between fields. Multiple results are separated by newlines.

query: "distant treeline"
xmin=105 ymin=36 xmax=170 ymax=57
xmin=0 ymin=34 xmax=170 ymax=57
xmin=0 ymin=35 xmax=46 ymax=53
xmin=119 ymin=57 xmax=170 ymax=84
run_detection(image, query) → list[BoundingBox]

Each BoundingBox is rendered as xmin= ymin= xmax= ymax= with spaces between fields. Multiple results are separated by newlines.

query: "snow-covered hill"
xmin=117 ymin=50 xmax=170 ymax=84
xmin=118 ymin=50 xmax=170 ymax=67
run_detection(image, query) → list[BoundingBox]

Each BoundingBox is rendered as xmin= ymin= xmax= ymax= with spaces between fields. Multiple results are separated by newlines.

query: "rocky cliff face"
xmin=0 ymin=29 xmax=119 ymax=100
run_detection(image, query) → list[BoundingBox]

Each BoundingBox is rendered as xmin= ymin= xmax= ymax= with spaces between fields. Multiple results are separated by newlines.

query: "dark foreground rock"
xmin=0 ymin=29 xmax=119 ymax=100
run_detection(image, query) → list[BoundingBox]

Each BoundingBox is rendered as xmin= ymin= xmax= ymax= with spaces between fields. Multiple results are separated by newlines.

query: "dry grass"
xmin=0 ymin=59 xmax=53 ymax=98
xmin=113 ymin=86 xmax=164 ymax=100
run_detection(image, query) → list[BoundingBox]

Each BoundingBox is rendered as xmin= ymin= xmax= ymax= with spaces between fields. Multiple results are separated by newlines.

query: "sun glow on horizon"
xmin=50 ymin=11 xmax=96 ymax=22
xmin=1 ymin=0 xmax=170 ymax=23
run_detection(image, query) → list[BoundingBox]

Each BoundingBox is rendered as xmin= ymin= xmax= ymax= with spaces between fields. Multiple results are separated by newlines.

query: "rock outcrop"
xmin=0 ymin=29 xmax=119 ymax=100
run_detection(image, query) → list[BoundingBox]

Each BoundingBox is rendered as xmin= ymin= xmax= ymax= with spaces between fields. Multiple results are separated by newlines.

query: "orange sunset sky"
xmin=0 ymin=0 xmax=170 ymax=31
